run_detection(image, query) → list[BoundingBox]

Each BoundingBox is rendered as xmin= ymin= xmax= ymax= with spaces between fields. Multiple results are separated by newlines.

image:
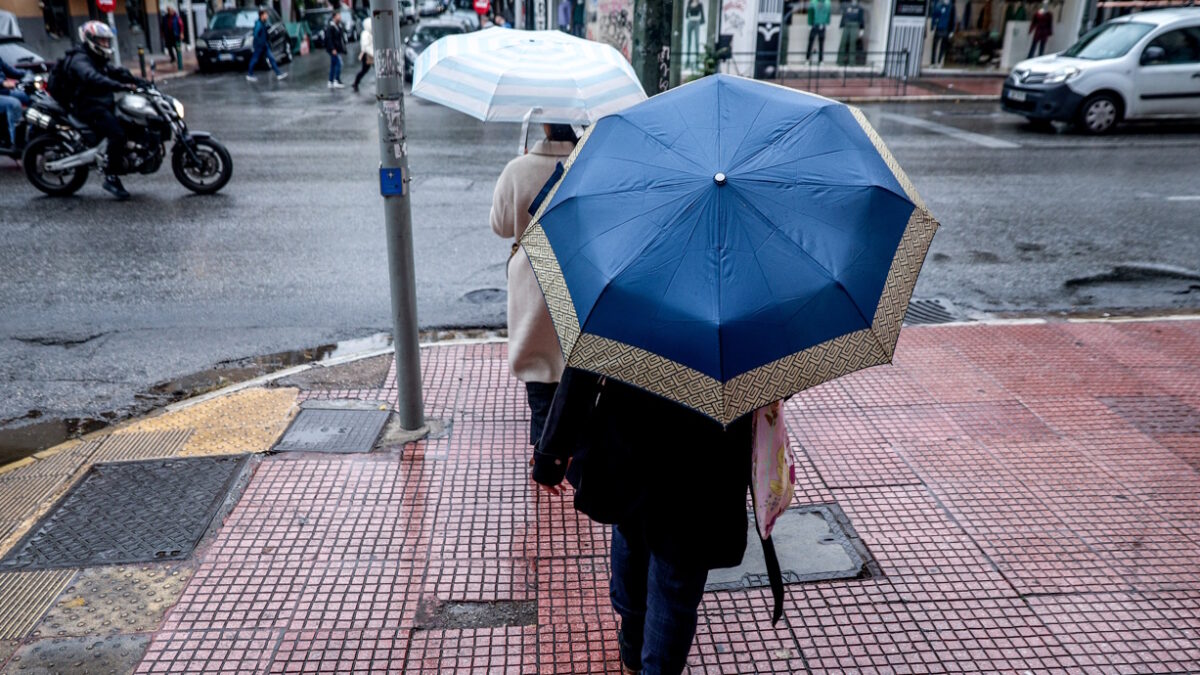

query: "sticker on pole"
xmin=380 ymin=167 xmax=406 ymax=196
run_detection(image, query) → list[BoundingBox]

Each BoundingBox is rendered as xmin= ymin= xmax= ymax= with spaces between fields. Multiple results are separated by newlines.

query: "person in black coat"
xmin=532 ymin=368 xmax=753 ymax=675
xmin=325 ymin=11 xmax=347 ymax=88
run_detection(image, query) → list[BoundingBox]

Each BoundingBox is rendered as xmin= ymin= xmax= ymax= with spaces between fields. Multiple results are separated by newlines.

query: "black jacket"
xmin=60 ymin=47 xmax=138 ymax=110
xmin=325 ymin=21 xmax=347 ymax=54
xmin=533 ymin=368 xmax=753 ymax=571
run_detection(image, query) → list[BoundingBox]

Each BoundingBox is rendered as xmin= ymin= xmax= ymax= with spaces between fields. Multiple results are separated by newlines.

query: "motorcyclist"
xmin=57 ymin=21 xmax=146 ymax=200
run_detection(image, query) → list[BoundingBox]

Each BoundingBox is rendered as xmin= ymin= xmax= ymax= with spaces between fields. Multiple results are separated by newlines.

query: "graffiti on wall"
xmin=721 ymin=0 xmax=758 ymax=74
xmin=590 ymin=0 xmax=633 ymax=60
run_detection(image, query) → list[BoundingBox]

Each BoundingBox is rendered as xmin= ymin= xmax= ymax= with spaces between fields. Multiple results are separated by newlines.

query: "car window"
xmin=416 ymin=25 xmax=464 ymax=41
xmin=1142 ymin=27 xmax=1200 ymax=65
xmin=1062 ymin=21 xmax=1154 ymax=60
xmin=303 ymin=12 xmax=330 ymax=30
xmin=209 ymin=11 xmax=257 ymax=30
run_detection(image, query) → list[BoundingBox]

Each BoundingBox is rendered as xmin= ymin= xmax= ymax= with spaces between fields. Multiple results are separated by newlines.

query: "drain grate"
xmin=705 ymin=504 xmax=871 ymax=592
xmin=903 ymin=298 xmax=964 ymax=325
xmin=0 ymin=456 xmax=246 ymax=571
xmin=273 ymin=408 xmax=391 ymax=454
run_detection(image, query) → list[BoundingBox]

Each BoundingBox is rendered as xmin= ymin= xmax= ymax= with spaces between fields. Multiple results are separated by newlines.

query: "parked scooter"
xmin=21 ymin=82 xmax=232 ymax=196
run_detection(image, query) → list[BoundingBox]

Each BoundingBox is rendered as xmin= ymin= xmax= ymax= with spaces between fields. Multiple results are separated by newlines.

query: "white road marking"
xmin=1166 ymin=195 xmax=1200 ymax=202
xmin=880 ymin=113 xmax=1021 ymax=149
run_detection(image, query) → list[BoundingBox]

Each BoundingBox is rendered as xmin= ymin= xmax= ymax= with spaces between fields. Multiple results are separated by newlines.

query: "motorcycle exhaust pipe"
xmin=44 ymin=142 xmax=105 ymax=173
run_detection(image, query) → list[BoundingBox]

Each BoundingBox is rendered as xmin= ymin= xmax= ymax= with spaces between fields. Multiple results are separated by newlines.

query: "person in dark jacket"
xmin=532 ymin=368 xmax=753 ymax=675
xmin=246 ymin=8 xmax=286 ymax=81
xmin=59 ymin=21 xmax=144 ymax=199
xmin=160 ymin=7 xmax=183 ymax=70
xmin=1 ymin=56 xmax=28 ymax=150
xmin=325 ymin=11 xmax=347 ymax=88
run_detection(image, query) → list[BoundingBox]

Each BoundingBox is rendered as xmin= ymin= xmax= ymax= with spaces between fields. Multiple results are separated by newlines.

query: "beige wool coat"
xmin=490 ymin=139 xmax=576 ymax=384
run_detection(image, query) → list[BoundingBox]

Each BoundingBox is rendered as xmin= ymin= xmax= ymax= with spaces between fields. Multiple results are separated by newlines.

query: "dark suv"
xmin=197 ymin=7 xmax=291 ymax=73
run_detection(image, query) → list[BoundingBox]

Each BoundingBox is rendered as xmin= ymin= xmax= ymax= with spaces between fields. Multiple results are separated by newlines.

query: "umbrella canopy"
xmin=520 ymin=75 xmax=940 ymax=425
xmin=410 ymin=28 xmax=646 ymax=124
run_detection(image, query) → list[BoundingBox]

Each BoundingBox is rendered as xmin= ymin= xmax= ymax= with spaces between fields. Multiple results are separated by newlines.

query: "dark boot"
xmin=102 ymin=174 xmax=131 ymax=200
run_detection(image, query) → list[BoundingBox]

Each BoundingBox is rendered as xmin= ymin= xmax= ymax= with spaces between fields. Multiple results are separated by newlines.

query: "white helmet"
xmin=79 ymin=20 xmax=116 ymax=59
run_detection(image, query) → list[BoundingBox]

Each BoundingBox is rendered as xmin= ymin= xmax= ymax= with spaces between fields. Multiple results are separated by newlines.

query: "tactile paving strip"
xmin=0 ymin=456 xmax=247 ymax=570
xmin=31 ymin=563 xmax=196 ymax=638
xmin=273 ymin=409 xmax=391 ymax=454
xmin=89 ymin=429 xmax=192 ymax=464
xmin=0 ymin=569 xmax=75 ymax=640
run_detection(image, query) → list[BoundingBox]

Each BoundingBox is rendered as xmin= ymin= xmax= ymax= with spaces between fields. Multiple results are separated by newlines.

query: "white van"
xmin=1001 ymin=8 xmax=1200 ymax=134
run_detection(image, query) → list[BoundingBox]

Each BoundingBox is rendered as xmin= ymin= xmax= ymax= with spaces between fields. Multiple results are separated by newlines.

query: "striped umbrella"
xmin=411 ymin=28 xmax=647 ymax=125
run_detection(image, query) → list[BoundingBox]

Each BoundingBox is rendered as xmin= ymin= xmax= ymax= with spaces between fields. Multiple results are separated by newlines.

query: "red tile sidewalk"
xmin=137 ymin=319 xmax=1200 ymax=673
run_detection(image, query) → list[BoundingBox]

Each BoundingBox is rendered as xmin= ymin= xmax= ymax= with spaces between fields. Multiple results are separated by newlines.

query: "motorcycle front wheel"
xmin=172 ymin=137 xmax=233 ymax=195
xmin=23 ymin=135 xmax=89 ymax=197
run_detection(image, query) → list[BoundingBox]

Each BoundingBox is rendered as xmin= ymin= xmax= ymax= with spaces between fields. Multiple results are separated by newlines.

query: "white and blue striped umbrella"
xmin=411 ymin=28 xmax=647 ymax=125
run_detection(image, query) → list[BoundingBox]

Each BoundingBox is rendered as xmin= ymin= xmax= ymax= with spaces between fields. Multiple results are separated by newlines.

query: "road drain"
xmin=415 ymin=599 xmax=537 ymax=630
xmin=904 ymin=298 xmax=965 ymax=325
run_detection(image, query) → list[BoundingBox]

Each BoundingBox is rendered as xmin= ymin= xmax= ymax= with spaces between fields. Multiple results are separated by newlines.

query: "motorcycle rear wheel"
xmin=23 ymin=136 xmax=89 ymax=197
xmin=172 ymin=137 xmax=233 ymax=195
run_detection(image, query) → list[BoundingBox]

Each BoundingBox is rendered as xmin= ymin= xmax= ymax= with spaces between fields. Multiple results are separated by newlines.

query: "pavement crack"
xmin=14 ymin=332 xmax=110 ymax=348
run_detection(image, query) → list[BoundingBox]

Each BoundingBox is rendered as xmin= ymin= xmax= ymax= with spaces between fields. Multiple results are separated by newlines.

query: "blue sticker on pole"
xmin=380 ymin=167 xmax=405 ymax=196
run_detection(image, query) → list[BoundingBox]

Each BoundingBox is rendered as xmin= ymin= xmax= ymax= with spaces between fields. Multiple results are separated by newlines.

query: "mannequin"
xmin=1028 ymin=0 xmax=1052 ymax=57
xmin=837 ymin=0 xmax=865 ymax=66
xmin=929 ymin=0 xmax=956 ymax=66
xmin=807 ymin=0 xmax=832 ymax=63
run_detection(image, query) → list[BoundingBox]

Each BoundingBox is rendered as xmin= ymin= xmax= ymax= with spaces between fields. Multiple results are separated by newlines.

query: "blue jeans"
xmin=1 ymin=94 xmax=21 ymax=147
xmin=329 ymin=53 xmax=342 ymax=83
xmin=610 ymin=523 xmax=709 ymax=675
xmin=247 ymin=43 xmax=281 ymax=75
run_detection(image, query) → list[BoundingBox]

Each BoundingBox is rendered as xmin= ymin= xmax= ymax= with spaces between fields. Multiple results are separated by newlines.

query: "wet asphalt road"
xmin=1 ymin=51 xmax=1199 ymax=437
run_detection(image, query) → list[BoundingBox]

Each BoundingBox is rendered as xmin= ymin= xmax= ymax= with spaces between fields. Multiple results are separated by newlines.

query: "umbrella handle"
xmin=519 ymin=107 xmax=542 ymax=156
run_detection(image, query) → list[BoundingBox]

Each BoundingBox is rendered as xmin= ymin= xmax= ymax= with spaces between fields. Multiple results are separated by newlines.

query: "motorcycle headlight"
xmin=1043 ymin=67 xmax=1080 ymax=84
xmin=173 ymin=99 xmax=185 ymax=120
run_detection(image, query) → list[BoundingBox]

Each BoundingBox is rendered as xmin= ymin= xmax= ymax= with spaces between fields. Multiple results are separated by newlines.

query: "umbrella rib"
xmin=730 ymin=187 xmax=877 ymax=335
xmin=726 ymin=107 xmax=825 ymax=175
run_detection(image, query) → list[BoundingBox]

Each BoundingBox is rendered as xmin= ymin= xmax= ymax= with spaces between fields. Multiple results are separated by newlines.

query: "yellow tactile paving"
xmin=88 ymin=430 xmax=192 ymax=464
xmin=0 ymin=569 xmax=75 ymax=640
xmin=114 ymin=387 xmax=299 ymax=457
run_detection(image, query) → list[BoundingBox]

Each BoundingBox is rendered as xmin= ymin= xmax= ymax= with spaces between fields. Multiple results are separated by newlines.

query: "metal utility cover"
xmin=273 ymin=408 xmax=391 ymax=454
xmin=706 ymin=505 xmax=867 ymax=592
xmin=0 ymin=456 xmax=246 ymax=571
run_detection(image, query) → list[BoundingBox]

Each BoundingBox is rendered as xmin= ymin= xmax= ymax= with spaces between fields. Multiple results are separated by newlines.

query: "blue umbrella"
xmin=520 ymin=74 xmax=939 ymax=424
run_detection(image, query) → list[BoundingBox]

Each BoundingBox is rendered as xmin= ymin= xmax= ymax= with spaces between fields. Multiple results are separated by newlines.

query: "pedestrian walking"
xmin=352 ymin=18 xmax=373 ymax=92
xmin=489 ymin=123 xmax=578 ymax=459
xmin=326 ymin=10 xmax=347 ymax=88
xmin=556 ymin=0 xmax=571 ymax=32
xmin=246 ymin=9 xmax=286 ymax=81
xmin=160 ymin=6 xmax=184 ymax=70
xmin=533 ymin=370 xmax=754 ymax=675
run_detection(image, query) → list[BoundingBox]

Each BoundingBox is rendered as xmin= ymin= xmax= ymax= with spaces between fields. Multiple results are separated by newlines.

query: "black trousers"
xmin=353 ymin=58 xmax=372 ymax=87
xmin=806 ymin=25 xmax=826 ymax=61
xmin=77 ymin=103 xmax=126 ymax=175
xmin=526 ymin=381 xmax=559 ymax=449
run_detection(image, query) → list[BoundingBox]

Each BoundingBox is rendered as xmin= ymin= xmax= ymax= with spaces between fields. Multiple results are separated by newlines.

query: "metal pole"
xmin=669 ymin=0 xmax=682 ymax=87
xmin=107 ymin=11 xmax=121 ymax=66
xmin=185 ymin=0 xmax=195 ymax=55
xmin=371 ymin=0 xmax=425 ymax=431
xmin=138 ymin=46 xmax=147 ymax=77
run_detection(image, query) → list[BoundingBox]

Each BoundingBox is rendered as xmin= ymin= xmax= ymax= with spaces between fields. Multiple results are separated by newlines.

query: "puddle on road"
xmin=0 ymin=328 xmax=503 ymax=469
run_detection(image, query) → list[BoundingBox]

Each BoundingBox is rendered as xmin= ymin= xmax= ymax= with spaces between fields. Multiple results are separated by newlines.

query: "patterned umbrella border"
xmin=519 ymin=100 xmax=940 ymax=425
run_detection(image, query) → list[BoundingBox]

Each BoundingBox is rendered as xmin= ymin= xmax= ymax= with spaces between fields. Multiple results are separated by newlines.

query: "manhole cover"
xmin=462 ymin=288 xmax=507 ymax=304
xmin=904 ymin=298 xmax=964 ymax=325
xmin=0 ymin=456 xmax=246 ymax=571
xmin=705 ymin=504 xmax=869 ymax=592
xmin=273 ymin=408 xmax=391 ymax=454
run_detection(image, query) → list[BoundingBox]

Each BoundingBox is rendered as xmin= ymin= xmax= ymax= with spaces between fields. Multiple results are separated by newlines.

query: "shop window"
xmin=41 ymin=0 xmax=71 ymax=38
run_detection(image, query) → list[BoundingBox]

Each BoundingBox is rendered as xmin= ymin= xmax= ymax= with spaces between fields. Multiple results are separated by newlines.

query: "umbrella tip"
xmin=714 ymin=172 xmax=727 ymax=186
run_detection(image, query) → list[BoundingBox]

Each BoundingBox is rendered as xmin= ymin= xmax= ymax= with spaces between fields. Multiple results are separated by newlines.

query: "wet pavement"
xmin=0 ymin=318 xmax=1196 ymax=672
xmin=2 ymin=45 xmax=1200 ymax=461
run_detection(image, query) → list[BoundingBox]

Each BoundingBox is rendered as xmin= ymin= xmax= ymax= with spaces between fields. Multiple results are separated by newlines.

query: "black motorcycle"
xmin=21 ymin=83 xmax=232 ymax=196
xmin=0 ymin=72 xmax=48 ymax=160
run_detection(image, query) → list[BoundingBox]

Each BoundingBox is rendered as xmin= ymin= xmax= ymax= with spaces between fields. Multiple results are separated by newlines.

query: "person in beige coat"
xmin=490 ymin=124 xmax=578 ymax=454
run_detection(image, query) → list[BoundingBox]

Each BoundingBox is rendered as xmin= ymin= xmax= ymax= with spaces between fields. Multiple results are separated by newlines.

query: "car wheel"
xmin=1077 ymin=93 xmax=1121 ymax=135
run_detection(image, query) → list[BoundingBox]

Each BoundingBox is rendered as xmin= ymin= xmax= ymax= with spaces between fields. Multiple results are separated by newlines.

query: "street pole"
xmin=106 ymin=11 xmax=121 ymax=66
xmin=370 ymin=0 xmax=426 ymax=431
xmin=185 ymin=0 xmax=195 ymax=57
xmin=669 ymin=0 xmax=682 ymax=87
xmin=632 ymin=0 xmax=673 ymax=96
